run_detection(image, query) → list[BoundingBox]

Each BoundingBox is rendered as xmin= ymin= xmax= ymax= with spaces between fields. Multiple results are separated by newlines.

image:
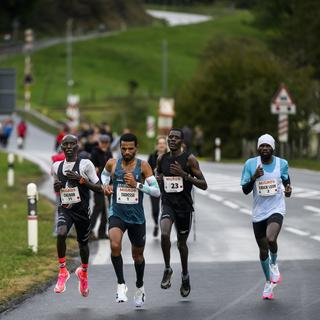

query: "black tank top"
xmin=158 ymin=151 xmax=194 ymax=211
xmin=57 ymin=158 xmax=90 ymax=210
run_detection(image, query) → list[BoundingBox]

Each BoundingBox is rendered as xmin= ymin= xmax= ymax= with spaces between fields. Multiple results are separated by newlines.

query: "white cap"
xmin=257 ymin=134 xmax=275 ymax=150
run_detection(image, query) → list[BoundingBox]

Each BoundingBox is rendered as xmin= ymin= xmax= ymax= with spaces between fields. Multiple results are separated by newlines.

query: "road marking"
xmin=304 ymin=205 xmax=320 ymax=214
xmin=240 ymin=208 xmax=251 ymax=215
xmin=285 ymin=227 xmax=310 ymax=237
xmin=310 ymin=235 xmax=320 ymax=242
xmin=223 ymin=200 xmax=239 ymax=209
xmin=209 ymin=194 xmax=223 ymax=202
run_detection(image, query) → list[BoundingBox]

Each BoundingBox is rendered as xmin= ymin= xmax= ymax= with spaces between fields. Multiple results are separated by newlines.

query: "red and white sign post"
xmin=271 ymin=84 xmax=296 ymax=157
xmin=158 ymin=97 xmax=175 ymax=136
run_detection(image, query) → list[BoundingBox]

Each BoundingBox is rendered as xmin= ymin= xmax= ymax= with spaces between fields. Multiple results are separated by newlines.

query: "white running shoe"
xmin=270 ymin=263 xmax=282 ymax=284
xmin=262 ymin=281 xmax=274 ymax=300
xmin=134 ymin=286 xmax=145 ymax=308
xmin=116 ymin=283 xmax=128 ymax=303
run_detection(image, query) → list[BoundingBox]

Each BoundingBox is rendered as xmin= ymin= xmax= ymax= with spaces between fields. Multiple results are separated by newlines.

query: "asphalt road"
xmin=1 ymin=120 xmax=320 ymax=320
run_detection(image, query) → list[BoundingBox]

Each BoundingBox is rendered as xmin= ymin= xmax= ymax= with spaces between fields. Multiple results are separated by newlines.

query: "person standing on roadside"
xmin=147 ymin=136 xmax=168 ymax=237
xmin=90 ymin=134 xmax=113 ymax=239
xmin=52 ymin=134 xmax=102 ymax=297
xmin=241 ymin=134 xmax=292 ymax=300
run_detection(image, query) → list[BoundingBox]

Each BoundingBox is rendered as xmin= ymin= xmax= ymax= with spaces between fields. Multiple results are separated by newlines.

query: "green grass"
xmin=0 ymin=9 xmax=264 ymax=119
xmin=0 ymin=152 xmax=76 ymax=308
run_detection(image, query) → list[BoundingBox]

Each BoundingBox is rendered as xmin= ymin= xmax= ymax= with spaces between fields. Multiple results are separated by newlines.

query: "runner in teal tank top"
xmin=101 ymin=133 xmax=160 ymax=307
xmin=110 ymin=158 xmax=145 ymax=224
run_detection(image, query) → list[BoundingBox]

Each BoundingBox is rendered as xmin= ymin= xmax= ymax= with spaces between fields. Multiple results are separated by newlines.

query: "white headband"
xmin=257 ymin=134 xmax=275 ymax=150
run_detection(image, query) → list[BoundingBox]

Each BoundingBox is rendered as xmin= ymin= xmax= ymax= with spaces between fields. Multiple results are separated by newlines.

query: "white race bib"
xmin=117 ymin=185 xmax=139 ymax=204
xmin=163 ymin=176 xmax=184 ymax=193
xmin=60 ymin=187 xmax=81 ymax=204
xmin=256 ymin=179 xmax=278 ymax=196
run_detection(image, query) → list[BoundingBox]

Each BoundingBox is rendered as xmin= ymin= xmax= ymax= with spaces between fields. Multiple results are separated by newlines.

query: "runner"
xmin=52 ymin=134 xmax=102 ymax=297
xmin=147 ymin=136 xmax=168 ymax=237
xmin=241 ymin=134 xmax=292 ymax=300
xmin=157 ymin=128 xmax=207 ymax=297
xmin=101 ymin=133 xmax=160 ymax=307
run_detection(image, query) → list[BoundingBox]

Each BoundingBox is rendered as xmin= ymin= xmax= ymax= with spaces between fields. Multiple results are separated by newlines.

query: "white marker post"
xmin=27 ymin=183 xmax=38 ymax=253
xmin=7 ymin=153 xmax=14 ymax=187
xmin=215 ymin=137 xmax=221 ymax=162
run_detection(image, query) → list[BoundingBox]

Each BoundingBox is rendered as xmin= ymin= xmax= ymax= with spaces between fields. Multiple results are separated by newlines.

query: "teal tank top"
xmin=109 ymin=158 xmax=145 ymax=224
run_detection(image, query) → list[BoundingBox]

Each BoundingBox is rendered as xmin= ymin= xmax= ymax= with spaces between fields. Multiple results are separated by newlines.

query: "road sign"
xmin=0 ymin=68 xmax=16 ymax=115
xmin=158 ymin=97 xmax=175 ymax=135
xmin=271 ymin=85 xmax=296 ymax=115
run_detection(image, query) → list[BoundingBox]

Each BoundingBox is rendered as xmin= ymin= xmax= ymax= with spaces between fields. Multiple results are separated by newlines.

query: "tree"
xmin=175 ymin=37 xmax=318 ymax=157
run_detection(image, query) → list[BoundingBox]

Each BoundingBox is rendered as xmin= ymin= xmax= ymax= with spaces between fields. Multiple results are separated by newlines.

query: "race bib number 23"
xmin=163 ymin=176 xmax=184 ymax=193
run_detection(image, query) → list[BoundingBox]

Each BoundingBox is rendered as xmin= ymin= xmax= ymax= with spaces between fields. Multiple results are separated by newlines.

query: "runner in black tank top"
xmin=157 ymin=128 xmax=207 ymax=298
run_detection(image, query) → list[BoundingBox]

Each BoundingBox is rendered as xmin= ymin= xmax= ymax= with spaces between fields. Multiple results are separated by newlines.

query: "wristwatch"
xmin=137 ymin=182 xmax=144 ymax=190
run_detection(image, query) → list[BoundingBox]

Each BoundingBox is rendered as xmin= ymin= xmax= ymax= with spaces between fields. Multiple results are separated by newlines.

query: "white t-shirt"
xmin=52 ymin=159 xmax=99 ymax=184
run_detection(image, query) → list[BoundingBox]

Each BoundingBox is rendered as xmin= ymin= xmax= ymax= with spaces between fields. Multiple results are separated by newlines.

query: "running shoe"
xmin=262 ymin=281 xmax=274 ymax=300
xmin=116 ymin=283 xmax=128 ymax=303
xmin=270 ymin=263 xmax=282 ymax=284
xmin=54 ymin=270 xmax=70 ymax=293
xmin=134 ymin=286 xmax=145 ymax=308
xmin=180 ymin=273 xmax=191 ymax=298
xmin=161 ymin=267 xmax=173 ymax=289
xmin=75 ymin=267 xmax=89 ymax=297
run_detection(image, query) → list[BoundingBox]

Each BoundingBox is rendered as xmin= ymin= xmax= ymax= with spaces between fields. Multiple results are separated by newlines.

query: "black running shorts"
xmin=161 ymin=204 xmax=193 ymax=236
xmin=108 ymin=216 xmax=146 ymax=247
xmin=252 ymin=213 xmax=284 ymax=240
xmin=57 ymin=206 xmax=91 ymax=245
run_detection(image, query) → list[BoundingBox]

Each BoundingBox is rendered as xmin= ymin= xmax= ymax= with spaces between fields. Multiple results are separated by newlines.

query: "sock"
xmin=270 ymin=252 xmax=277 ymax=265
xmin=111 ymin=255 xmax=125 ymax=284
xmin=58 ymin=257 xmax=67 ymax=272
xmin=260 ymin=257 xmax=270 ymax=282
xmin=135 ymin=259 xmax=145 ymax=288
xmin=82 ymin=263 xmax=88 ymax=273
xmin=182 ymin=273 xmax=189 ymax=280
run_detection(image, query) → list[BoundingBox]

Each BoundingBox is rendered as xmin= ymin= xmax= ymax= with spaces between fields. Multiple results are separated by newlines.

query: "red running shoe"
xmin=75 ymin=267 xmax=89 ymax=297
xmin=54 ymin=270 xmax=70 ymax=293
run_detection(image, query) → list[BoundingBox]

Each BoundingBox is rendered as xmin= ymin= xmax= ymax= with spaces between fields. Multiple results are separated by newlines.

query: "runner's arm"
xmin=186 ymin=155 xmax=208 ymax=190
xmin=137 ymin=161 xmax=160 ymax=197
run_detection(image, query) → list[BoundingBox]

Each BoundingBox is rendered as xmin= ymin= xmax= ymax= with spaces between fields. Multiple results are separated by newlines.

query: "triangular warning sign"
xmin=271 ymin=85 xmax=296 ymax=114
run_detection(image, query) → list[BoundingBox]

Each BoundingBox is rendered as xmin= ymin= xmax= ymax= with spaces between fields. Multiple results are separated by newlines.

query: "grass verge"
xmin=0 ymin=152 xmax=77 ymax=311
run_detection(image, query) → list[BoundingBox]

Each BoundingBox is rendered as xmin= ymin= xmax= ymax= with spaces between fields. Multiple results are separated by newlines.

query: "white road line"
xmin=208 ymin=194 xmax=223 ymax=202
xmin=304 ymin=205 xmax=320 ymax=214
xmin=310 ymin=235 xmax=320 ymax=242
xmin=223 ymin=200 xmax=239 ymax=209
xmin=240 ymin=208 xmax=251 ymax=215
xmin=285 ymin=227 xmax=310 ymax=237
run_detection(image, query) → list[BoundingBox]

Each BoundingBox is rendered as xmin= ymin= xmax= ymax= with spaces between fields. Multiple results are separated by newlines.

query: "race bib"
xmin=60 ymin=187 xmax=81 ymax=204
xmin=256 ymin=179 xmax=278 ymax=196
xmin=163 ymin=176 xmax=184 ymax=193
xmin=117 ymin=185 xmax=139 ymax=204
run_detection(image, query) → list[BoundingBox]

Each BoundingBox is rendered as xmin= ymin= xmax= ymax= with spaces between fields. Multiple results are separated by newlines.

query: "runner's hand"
xmin=253 ymin=165 xmax=264 ymax=180
xmin=124 ymin=173 xmax=137 ymax=188
xmin=54 ymin=180 xmax=63 ymax=192
xmin=65 ymin=170 xmax=81 ymax=181
xmin=103 ymin=184 xmax=113 ymax=196
xmin=284 ymin=184 xmax=292 ymax=197
xmin=169 ymin=161 xmax=186 ymax=177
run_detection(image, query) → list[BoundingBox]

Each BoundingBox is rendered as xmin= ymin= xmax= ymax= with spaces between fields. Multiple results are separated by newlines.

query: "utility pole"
xmin=66 ymin=19 xmax=73 ymax=97
xmin=24 ymin=29 xmax=33 ymax=111
xmin=162 ymin=39 xmax=168 ymax=97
